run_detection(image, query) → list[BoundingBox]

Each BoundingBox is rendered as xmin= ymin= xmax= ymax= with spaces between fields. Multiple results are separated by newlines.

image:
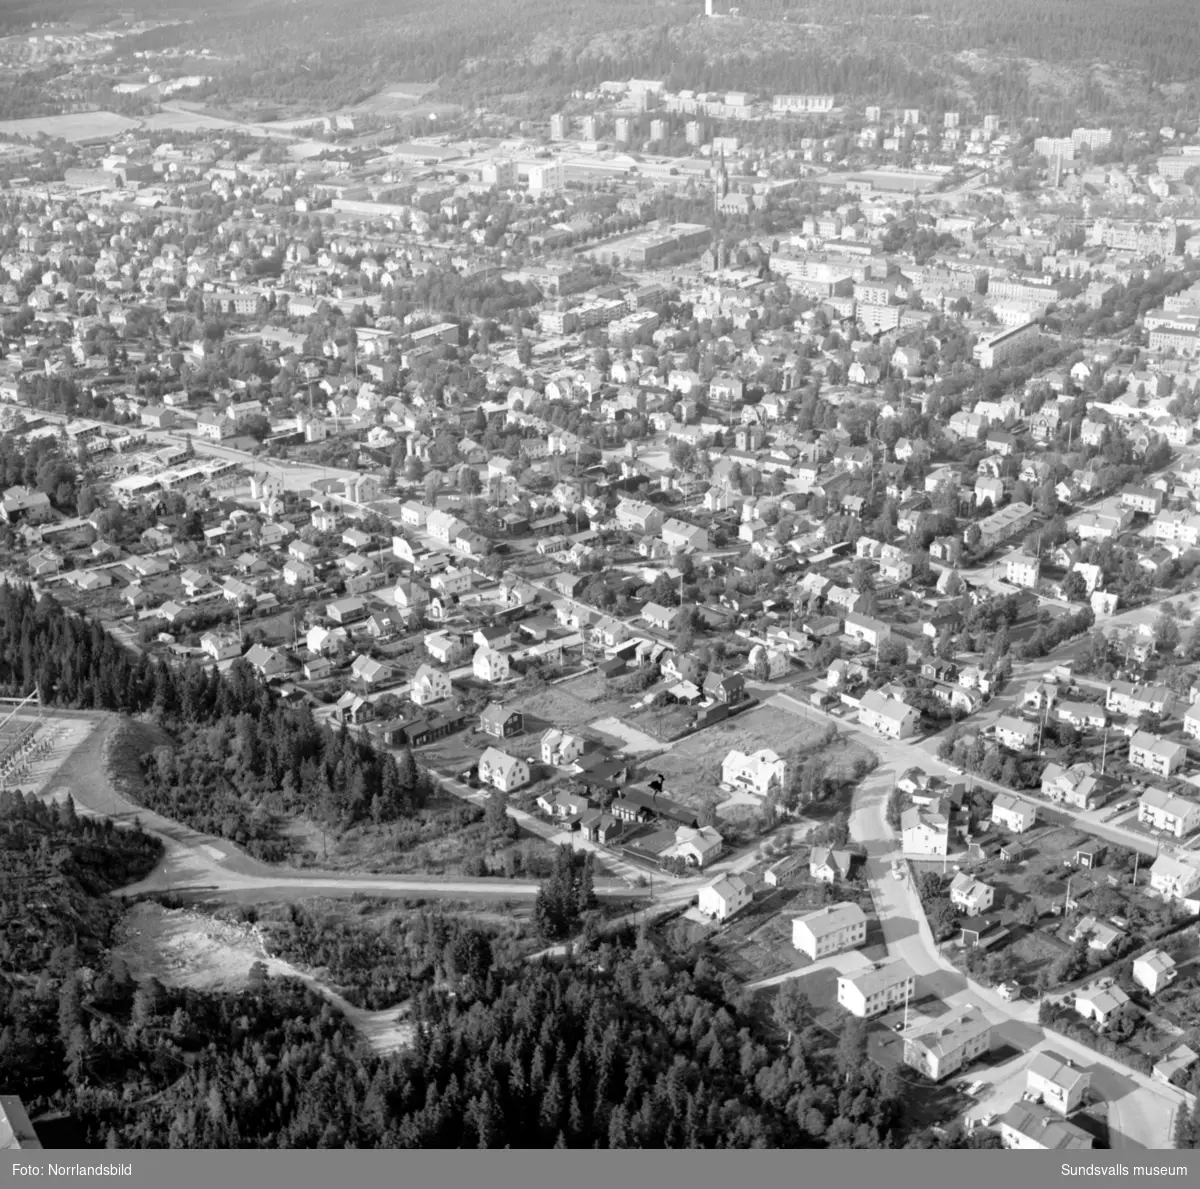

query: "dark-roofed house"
xmin=479 ymin=703 xmax=523 ymax=739
xmin=999 ymin=1102 xmax=1093 ymax=1150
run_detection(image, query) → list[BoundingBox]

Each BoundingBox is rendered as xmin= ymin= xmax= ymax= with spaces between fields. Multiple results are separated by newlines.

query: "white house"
xmin=791 ymin=902 xmax=868 ymax=960
xmin=697 ymin=874 xmax=753 ymax=922
xmin=901 ymin=805 xmax=950 ymax=856
xmin=1138 ymin=787 xmax=1200 ymax=838
xmin=990 ymin=793 xmax=1037 ymax=833
xmin=1129 ymin=732 xmax=1186 ymax=780
xmin=1073 ymin=980 xmax=1129 ymax=1029
xmin=541 ymin=728 xmax=585 ymax=767
xmin=721 ymin=748 xmax=788 ymax=797
xmin=1005 ymin=557 xmax=1040 ymax=588
xmin=995 ymin=715 xmax=1037 ymax=751
xmin=859 ymin=690 xmax=918 ymax=739
xmin=902 ymin=1007 xmax=991 ymax=1083
xmin=999 ymin=1102 xmax=1093 ymax=1150
xmin=473 ymin=645 xmax=511 ymax=683
xmin=949 ymin=872 xmax=995 ymax=914
xmin=200 ymin=630 xmax=242 ymax=661
xmin=477 ymin=747 xmax=530 ymax=793
xmin=1149 ymin=854 xmax=1200 ymax=902
xmin=410 ymin=663 xmax=451 ymax=706
xmin=837 ymin=958 xmax=916 ymax=1018
xmin=1133 ymin=950 xmax=1178 ymax=996
xmin=1026 ymin=1051 xmax=1090 ymax=1116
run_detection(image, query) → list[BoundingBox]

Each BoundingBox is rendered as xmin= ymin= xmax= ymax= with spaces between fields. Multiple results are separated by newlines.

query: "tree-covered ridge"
xmin=0 ymin=790 xmax=161 ymax=974
xmin=101 ymin=0 xmax=1200 ymax=121
xmin=0 ymin=584 xmax=435 ymax=858
xmin=0 ymin=792 xmax=996 ymax=1148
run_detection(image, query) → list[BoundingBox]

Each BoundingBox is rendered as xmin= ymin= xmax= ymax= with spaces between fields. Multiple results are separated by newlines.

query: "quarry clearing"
xmin=112 ymin=901 xmax=414 ymax=1055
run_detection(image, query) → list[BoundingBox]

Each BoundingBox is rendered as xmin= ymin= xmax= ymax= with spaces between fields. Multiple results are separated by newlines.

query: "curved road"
xmin=847 ymin=757 xmax=1189 ymax=1150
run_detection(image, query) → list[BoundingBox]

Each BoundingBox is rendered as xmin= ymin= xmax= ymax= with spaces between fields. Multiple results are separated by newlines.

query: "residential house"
xmin=673 ymin=824 xmax=724 ymax=868
xmin=349 ymin=654 xmax=392 ymax=689
xmin=991 ymin=793 xmax=1037 ymax=834
xmin=424 ymin=631 xmax=465 ymax=665
xmin=200 ymin=630 xmax=242 ymax=662
xmin=949 ymin=872 xmax=996 ymax=914
xmin=1025 ymin=1052 xmax=1090 ymax=1116
xmin=1069 ymin=915 xmax=1124 ymax=953
xmin=476 ymin=747 xmax=530 ymax=793
xmin=903 ymin=1007 xmax=991 ymax=1083
xmin=479 ymin=703 xmax=523 ymax=739
xmin=999 ymin=1103 xmax=1093 ymax=1150
xmin=1055 ymin=701 xmax=1108 ymax=731
xmin=1074 ymin=980 xmax=1129 ymax=1029
xmin=901 ymin=805 xmax=951 ymax=856
xmin=721 ymin=748 xmax=787 ymax=797
xmin=1133 ymin=950 xmax=1178 ymax=996
xmin=792 ymin=903 xmax=868 ymax=960
xmin=1129 ymin=732 xmax=1186 ymax=780
xmin=836 ymin=959 xmax=916 ymax=1018
xmin=642 ymin=602 xmax=682 ymax=633
xmin=244 ymin=643 xmax=289 ymax=680
xmin=702 ymin=672 xmax=746 ymax=704
xmin=1138 ymin=787 xmax=1200 ymax=838
xmin=541 ymin=728 xmax=585 ymax=767
xmin=1106 ymin=681 xmax=1174 ymax=719
xmin=859 ymin=690 xmax=918 ymax=739
xmin=1150 ymin=854 xmax=1200 ymax=902
xmin=697 ymin=874 xmax=753 ymax=922
xmin=995 ymin=715 xmax=1038 ymax=751
xmin=809 ymin=847 xmax=854 ymax=883
xmin=410 ymin=664 xmax=451 ymax=706
xmin=844 ymin=612 xmax=891 ymax=648
xmin=473 ymin=646 xmax=511 ymax=683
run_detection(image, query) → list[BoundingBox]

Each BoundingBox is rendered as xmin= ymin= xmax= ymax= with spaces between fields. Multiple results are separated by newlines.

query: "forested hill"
xmin=106 ymin=0 xmax=1200 ymax=121
xmin=0 ymin=582 xmax=436 ymax=859
xmin=0 ymin=795 xmax=997 ymax=1148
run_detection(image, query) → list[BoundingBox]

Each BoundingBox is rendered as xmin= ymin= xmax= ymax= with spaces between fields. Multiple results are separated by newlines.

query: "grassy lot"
xmin=709 ymin=870 xmax=878 ymax=982
xmin=283 ymin=788 xmax=560 ymax=877
xmin=652 ymin=705 xmax=876 ymax=815
xmin=509 ymin=677 xmax=631 ymax=733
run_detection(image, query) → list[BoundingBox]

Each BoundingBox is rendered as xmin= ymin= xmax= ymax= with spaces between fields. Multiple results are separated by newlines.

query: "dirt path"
xmin=46 ymin=713 xmax=642 ymax=903
xmin=112 ymin=902 xmax=414 ymax=1054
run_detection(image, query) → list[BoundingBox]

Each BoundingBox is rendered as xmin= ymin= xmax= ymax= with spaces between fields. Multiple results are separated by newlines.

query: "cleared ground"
xmin=0 ymin=111 xmax=138 ymax=140
xmin=112 ymin=902 xmax=413 ymax=1054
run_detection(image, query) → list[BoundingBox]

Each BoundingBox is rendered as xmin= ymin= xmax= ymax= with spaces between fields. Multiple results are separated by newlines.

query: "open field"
xmin=652 ymin=704 xmax=876 ymax=813
xmin=0 ymin=111 xmax=138 ymax=140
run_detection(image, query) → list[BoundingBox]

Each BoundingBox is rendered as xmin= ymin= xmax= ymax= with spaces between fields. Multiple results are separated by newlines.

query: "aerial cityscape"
xmin=3 ymin=0 xmax=1200 ymax=1157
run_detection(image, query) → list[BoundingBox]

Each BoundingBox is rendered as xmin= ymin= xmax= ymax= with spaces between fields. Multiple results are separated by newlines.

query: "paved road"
xmin=843 ymin=742 xmax=1188 ymax=1149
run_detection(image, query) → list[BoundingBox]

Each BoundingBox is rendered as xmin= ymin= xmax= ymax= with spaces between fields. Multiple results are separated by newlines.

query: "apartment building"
xmin=791 ymin=903 xmax=868 ymax=961
xmin=903 ymin=1007 xmax=991 ymax=1082
xmin=837 ymin=958 xmax=916 ymax=1018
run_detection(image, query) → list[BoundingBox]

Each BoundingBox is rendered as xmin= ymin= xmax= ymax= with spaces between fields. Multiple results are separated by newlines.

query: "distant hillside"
xmin=92 ymin=0 xmax=1200 ymax=122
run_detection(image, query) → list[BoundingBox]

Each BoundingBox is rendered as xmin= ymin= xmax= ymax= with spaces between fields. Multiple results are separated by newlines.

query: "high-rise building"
xmin=864 ymin=105 xmax=881 ymax=123
xmin=527 ymin=160 xmax=564 ymax=196
xmin=649 ymin=119 xmax=667 ymax=143
xmin=983 ymin=114 xmax=1000 ymax=134
xmin=902 ymin=108 xmax=920 ymax=125
xmin=549 ymin=113 xmax=568 ymax=141
xmin=614 ymin=117 xmax=631 ymax=144
xmin=581 ymin=115 xmax=599 ymax=141
xmin=944 ymin=111 xmax=960 ymax=128
xmin=1071 ymin=127 xmax=1112 ymax=151
xmin=685 ymin=120 xmax=705 ymax=146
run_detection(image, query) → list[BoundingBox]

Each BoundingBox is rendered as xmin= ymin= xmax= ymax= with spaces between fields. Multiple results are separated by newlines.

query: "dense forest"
xmin=98 ymin=0 xmax=1200 ymax=123
xmin=0 ymin=583 xmax=437 ymax=859
xmin=0 ymin=792 xmax=997 ymax=1148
